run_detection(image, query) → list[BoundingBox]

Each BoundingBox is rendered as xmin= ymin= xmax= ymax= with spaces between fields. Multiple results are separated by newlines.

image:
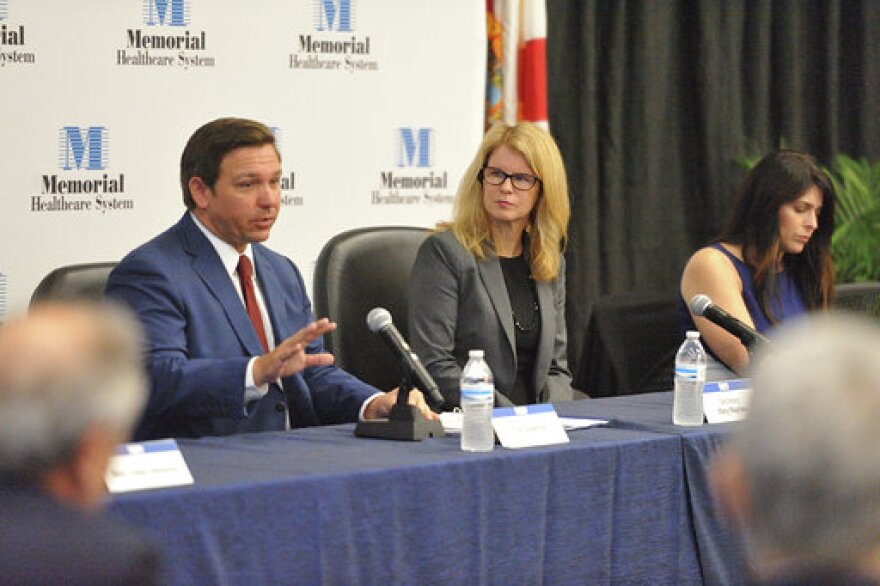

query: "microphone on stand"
xmin=366 ymin=308 xmax=444 ymax=409
xmin=353 ymin=307 xmax=446 ymax=441
xmin=689 ymin=294 xmax=771 ymax=351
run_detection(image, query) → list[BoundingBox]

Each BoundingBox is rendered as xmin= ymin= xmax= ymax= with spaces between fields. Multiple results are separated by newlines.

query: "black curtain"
xmin=547 ymin=0 xmax=880 ymax=388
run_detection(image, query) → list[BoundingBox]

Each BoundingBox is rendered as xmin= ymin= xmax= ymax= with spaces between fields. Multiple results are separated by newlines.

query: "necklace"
xmin=513 ymin=301 xmax=540 ymax=332
xmin=499 ymin=252 xmax=539 ymax=333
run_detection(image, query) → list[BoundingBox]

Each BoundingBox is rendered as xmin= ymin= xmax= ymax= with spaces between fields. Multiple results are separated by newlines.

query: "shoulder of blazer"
xmin=253 ymin=242 xmax=302 ymax=281
xmin=430 ymin=229 xmax=486 ymax=268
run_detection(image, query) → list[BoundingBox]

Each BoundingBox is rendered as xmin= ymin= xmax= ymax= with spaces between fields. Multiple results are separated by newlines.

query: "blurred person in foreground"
xmin=409 ymin=122 xmax=575 ymax=407
xmin=106 ymin=117 xmax=435 ymax=441
xmin=0 ymin=302 xmax=160 ymax=585
xmin=680 ymin=150 xmax=836 ymax=380
xmin=712 ymin=313 xmax=880 ymax=585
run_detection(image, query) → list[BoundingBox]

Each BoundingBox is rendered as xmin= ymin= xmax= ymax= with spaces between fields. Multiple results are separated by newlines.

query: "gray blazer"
xmin=409 ymin=230 xmax=573 ymax=407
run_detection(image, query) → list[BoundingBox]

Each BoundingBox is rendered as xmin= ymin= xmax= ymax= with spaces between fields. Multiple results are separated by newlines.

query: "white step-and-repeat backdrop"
xmin=0 ymin=0 xmax=485 ymax=316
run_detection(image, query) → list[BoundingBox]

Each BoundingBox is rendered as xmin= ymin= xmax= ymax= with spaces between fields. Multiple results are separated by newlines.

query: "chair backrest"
xmin=834 ymin=281 xmax=880 ymax=319
xmin=313 ymin=226 xmax=431 ymax=391
xmin=576 ymin=291 xmax=681 ymax=397
xmin=30 ymin=262 xmax=118 ymax=306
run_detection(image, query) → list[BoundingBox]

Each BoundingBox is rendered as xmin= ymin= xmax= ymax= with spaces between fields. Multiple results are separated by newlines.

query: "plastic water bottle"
xmin=673 ymin=331 xmax=706 ymax=426
xmin=460 ymin=349 xmax=495 ymax=452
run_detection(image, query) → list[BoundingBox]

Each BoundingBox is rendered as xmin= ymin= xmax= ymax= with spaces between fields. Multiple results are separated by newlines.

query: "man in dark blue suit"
xmin=0 ymin=303 xmax=160 ymax=585
xmin=107 ymin=118 xmax=435 ymax=441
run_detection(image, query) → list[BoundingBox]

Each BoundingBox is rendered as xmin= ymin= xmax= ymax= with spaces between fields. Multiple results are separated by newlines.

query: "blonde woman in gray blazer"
xmin=409 ymin=123 xmax=574 ymax=408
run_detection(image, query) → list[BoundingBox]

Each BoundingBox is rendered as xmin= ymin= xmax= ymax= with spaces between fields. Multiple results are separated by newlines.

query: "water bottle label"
xmin=461 ymin=382 xmax=493 ymax=399
xmin=675 ymin=366 xmax=702 ymax=380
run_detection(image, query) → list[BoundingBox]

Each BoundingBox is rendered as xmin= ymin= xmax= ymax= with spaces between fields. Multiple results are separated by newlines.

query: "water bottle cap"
xmin=468 ymin=349 xmax=485 ymax=358
xmin=686 ymin=331 xmax=701 ymax=339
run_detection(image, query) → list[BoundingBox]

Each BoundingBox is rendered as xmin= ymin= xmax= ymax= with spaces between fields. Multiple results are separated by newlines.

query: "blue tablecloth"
xmin=559 ymin=392 xmax=750 ymax=585
xmin=107 ymin=392 xmax=749 ymax=585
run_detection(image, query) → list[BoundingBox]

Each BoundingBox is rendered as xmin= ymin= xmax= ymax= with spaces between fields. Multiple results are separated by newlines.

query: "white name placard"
xmin=703 ymin=378 xmax=752 ymax=424
xmin=105 ymin=439 xmax=194 ymax=493
xmin=492 ymin=404 xmax=569 ymax=449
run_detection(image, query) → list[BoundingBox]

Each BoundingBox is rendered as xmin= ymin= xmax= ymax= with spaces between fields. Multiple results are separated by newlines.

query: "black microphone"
xmin=366 ymin=308 xmax=444 ymax=409
xmin=689 ymin=294 xmax=771 ymax=351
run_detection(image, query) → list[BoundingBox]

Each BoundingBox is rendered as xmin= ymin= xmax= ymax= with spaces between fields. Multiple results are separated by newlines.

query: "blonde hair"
xmin=443 ymin=122 xmax=570 ymax=281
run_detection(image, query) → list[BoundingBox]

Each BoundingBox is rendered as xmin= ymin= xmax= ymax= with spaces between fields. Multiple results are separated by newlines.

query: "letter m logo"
xmin=143 ymin=0 xmax=190 ymax=26
xmin=269 ymin=127 xmax=282 ymax=150
xmin=58 ymin=127 xmax=108 ymax=171
xmin=315 ymin=0 xmax=353 ymax=32
xmin=397 ymin=128 xmax=433 ymax=168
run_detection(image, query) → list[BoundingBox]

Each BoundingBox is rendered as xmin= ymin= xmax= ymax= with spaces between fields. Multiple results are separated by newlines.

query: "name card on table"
xmin=105 ymin=439 xmax=194 ymax=493
xmin=492 ymin=404 xmax=569 ymax=449
xmin=703 ymin=378 xmax=752 ymax=424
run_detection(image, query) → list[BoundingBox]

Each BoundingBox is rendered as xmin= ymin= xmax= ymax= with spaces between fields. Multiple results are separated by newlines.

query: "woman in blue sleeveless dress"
xmin=679 ymin=150 xmax=836 ymax=380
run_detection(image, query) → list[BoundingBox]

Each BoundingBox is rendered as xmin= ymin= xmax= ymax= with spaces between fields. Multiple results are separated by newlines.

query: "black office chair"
xmin=834 ymin=281 xmax=880 ymax=319
xmin=576 ymin=291 xmax=681 ymax=398
xmin=313 ymin=226 xmax=431 ymax=391
xmin=30 ymin=262 xmax=118 ymax=306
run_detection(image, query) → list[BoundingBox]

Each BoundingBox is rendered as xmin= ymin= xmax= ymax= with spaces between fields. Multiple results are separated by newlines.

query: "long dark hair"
xmin=721 ymin=150 xmax=835 ymax=320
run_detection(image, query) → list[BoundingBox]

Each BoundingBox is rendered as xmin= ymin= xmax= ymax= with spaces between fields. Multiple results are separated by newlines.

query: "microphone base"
xmin=355 ymin=404 xmax=445 ymax=441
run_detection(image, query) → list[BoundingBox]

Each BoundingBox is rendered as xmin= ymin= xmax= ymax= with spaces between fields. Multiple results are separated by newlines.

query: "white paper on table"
xmin=440 ymin=410 xmax=463 ymax=434
xmin=443 ymin=410 xmax=608 ymax=434
xmin=557 ymin=417 xmax=609 ymax=430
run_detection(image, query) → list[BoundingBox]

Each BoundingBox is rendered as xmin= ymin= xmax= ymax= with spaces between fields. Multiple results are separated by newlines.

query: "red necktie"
xmin=236 ymin=255 xmax=269 ymax=353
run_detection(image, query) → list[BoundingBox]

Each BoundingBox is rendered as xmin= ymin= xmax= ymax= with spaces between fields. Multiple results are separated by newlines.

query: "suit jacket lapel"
xmin=477 ymin=255 xmax=516 ymax=354
xmin=251 ymin=245 xmax=287 ymax=341
xmin=252 ymin=244 xmax=320 ymax=425
xmin=179 ymin=214 xmax=267 ymax=356
xmin=533 ymin=278 xmax=554 ymax=393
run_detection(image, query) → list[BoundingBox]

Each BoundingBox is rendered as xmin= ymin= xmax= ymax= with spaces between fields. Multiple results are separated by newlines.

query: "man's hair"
xmin=0 ymin=302 xmax=147 ymax=480
xmin=180 ymin=117 xmax=280 ymax=209
xmin=740 ymin=313 xmax=880 ymax=565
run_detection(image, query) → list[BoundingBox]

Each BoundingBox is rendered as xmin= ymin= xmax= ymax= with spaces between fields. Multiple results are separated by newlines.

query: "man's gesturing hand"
xmin=252 ymin=318 xmax=336 ymax=386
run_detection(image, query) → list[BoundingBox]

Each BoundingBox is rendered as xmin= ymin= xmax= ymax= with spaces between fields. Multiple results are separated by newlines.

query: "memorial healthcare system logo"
xmin=117 ymin=0 xmax=216 ymax=70
xmin=372 ymin=127 xmax=452 ymax=206
xmin=269 ymin=127 xmax=303 ymax=207
xmin=0 ymin=0 xmax=37 ymax=68
xmin=31 ymin=126 xmax=134 ymax=214
xmin=290 ymin=0 xmax=378 ymax=73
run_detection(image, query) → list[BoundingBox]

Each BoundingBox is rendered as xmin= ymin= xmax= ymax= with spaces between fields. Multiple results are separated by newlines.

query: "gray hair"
xmin=738 ymin=312 xmax=880 ymax=565
xmin=0 ymin=302 xmax=147 ymax=478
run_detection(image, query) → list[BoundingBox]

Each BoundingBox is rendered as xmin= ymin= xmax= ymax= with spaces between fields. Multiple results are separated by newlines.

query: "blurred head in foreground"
xmin=713 ymin=313 xmax=880 ymax=581
xmin=0 ymin=302 xmax=147 ymax=509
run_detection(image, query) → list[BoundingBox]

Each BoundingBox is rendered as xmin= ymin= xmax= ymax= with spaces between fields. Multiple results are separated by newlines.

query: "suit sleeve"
xmin=106 ymin=253 xmax=250 ymax=421
xmin=408 ymin=236 xmax=464 ymax=405
xmin=542 ymin=257 xmax=575 ymax=402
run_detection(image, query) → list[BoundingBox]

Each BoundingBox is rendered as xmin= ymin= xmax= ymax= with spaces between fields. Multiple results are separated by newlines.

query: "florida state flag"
xmin=485 ymin=0 xmax=547 ymax=129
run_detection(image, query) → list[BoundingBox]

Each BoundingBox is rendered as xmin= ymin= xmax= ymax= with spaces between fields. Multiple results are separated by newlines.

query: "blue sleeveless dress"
xmin=678 ymin=243 xmax=807 ymax=379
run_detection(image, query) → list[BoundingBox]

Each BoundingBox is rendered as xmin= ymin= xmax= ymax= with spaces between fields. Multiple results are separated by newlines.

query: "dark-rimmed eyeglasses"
xmin=479 ymin=166 xmax=541 ymax=191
